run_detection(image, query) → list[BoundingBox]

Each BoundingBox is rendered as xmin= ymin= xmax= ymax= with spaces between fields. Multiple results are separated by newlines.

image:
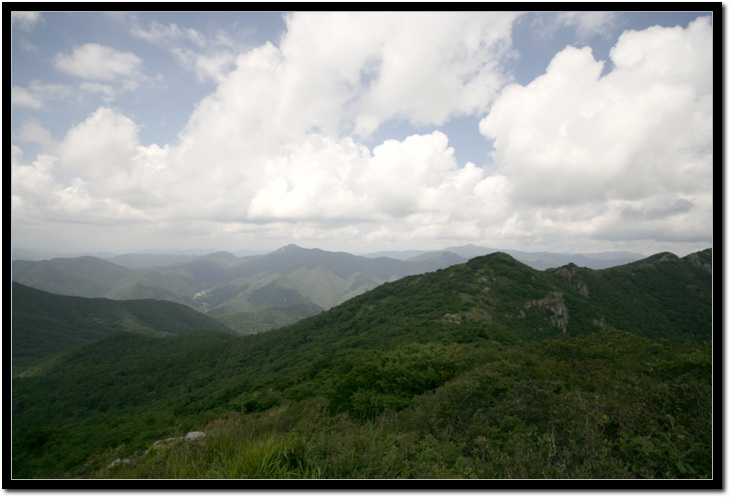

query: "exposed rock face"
xmin=685 ymin=252 xmax=712 ymax=274
xmin=553 ymin=264 xmax=590 ymax=297
xmin=526 ymin=292 xmax=569 ymax=333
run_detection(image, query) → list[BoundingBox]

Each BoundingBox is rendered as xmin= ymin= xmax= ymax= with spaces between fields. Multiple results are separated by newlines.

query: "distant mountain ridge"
xmin=9 ymin=243 xmax=657 ymax=332
xmin=364 ymin=244 xmax=645 ymax=270
xmin=10 ymin=245 xmax=469 ymax=325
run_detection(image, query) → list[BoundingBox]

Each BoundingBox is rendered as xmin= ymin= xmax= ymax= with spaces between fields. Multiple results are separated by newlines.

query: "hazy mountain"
xmin=11 ymin=244 xmax=467 ymax=318
xmin=404 ymin=250 xmax=466 ymax=266
xmin=11 ymin=256 xmax=133 ymax=298
xmin=364 ymin=244 xmax=645 ymax=270
xmin=11 ymin=248 xmax=118 ymax=261
xmin=104 ymin=253 xmax=200 ymax=269
xmin=360 ymin=249 xmax=429 ymax=260
xmin=193 ymin=244 xmax=469 ymax=314
xmin=11 ymin=248 xmax=712 ymax=479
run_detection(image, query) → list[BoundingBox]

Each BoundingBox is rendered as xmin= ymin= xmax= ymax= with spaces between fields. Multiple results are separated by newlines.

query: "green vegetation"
xmin=11 ymin=250 xmax=714 ymax=480
xmin=11 ymin=256 xmax=132 ymax=297
xmin=11 ymin=282 xmax=236 ymax=374
xmin=215 ymin=303 xmax=322 ymax=335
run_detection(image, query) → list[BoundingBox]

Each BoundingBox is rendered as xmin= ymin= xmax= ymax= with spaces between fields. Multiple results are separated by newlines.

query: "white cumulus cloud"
xmin=479 ymin=16 xmax=712 ymax=247
xmin=54 ymin=43 xmax=142 ymax=81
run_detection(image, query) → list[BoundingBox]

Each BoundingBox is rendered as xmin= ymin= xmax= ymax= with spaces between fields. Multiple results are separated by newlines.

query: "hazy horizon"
xmin=11 ymin=11 xmax=713 ymax=259
xmin=14 ymin=240 xmax=717 ymax=263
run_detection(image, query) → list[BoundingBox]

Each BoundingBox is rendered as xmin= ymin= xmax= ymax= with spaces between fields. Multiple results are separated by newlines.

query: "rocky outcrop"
xmin=108 ymin=457 xmax=133 ymax=469
xmin=185 ymin=431 xmax=206 ymax=441
xmin=526 ymin=292 xmax=569 ymax=333
xmin=553 ymin=264 xmax=590 ymax=297
xmin=441 ymin=313 xmax=462 ymax=325
xmin=108 ymin=431 xmax=207 ymax=469
xmin=152 ymin=431 xmax=206 ymax=449
xmin=440 ymin=310 xmax=493 ymax=325
xmin=685 ymin=252 xmax=712 ymax=274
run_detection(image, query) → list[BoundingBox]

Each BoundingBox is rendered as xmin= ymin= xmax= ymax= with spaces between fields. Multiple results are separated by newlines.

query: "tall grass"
xmin=99 ymin=412 xmax=320 ymax=479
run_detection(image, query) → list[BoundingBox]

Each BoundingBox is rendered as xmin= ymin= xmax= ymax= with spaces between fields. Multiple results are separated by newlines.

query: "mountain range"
xmin=364 ymin=244 xmax=644 ymax=270
xmin=11 ymin=244 xmax=644 ymax=333
xmin=11 ymin=248 xmax=713 ymax=480
xmin=11 ymin=245 xmax=467 ymax=330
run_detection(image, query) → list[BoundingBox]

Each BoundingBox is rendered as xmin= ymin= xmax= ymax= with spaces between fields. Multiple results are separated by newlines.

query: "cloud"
xmin=530 ymin=12 xmax=618 ymax=43
xmin=130 ymin=20 xmax=206 ymax=47
xmin=12 ymin=108 xmax=166 ymax=231
xmin=11 ymin=81 xmax=73 ymax=109
xmin=56 ymin=108 xmax=151 ymax=207
xmin=479 ymin=16 xmax=712 ymax=246
xmin=20 ymin=120 xmax=56 ymax=149
xmin=79 ymin=82 xmax=118 ymax=102
xmin=244 ymin=131 xmax=508 ymax=226
xmin=11 ymin=11 xmax=43 ymax=31
xmin=11 ymin=86 xmax=43 ymax=108
xmin=54 ymin=43 xmax=142 ymax=81
xmin=620 ymin=198 xmax=694 ymax=221
xmin=556 ymin=12 xmax=618 ymax=41
xmin=129 ymin=16 xmax=242 ymax=83
xmin=11 ymin=14 xmax=713 ymax=255
xmin=14 ymin=101 xmax=510 ymax=250
xmin=272 ymin=12 xmax=519 ymax=137
xmin=171 ymin=48 xmax=237 ymax=82
xmin=171 ymin=11 xmax=520 ymax=178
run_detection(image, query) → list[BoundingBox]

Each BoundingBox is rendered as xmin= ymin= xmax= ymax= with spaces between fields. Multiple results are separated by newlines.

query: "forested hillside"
xmin=11 ymin=249 xmax=714 ymax=481
xmin=11 ymin=282 xmax=235 ymax=374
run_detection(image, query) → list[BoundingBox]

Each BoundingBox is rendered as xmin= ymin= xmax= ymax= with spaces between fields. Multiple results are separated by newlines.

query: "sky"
xmin=10 ymin=9 xmax=714 ymax=257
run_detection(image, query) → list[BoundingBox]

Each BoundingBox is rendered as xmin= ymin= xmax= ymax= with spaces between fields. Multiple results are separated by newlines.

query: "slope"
xmin=11 ymin=282 xmax=236 ymax=374
xmin=546 ymin=249 xmax=712 ymax=342
xmin=215 ymin=303 xmax=323 ymax=335
xmin=11 ymin=256 xmax=132 ymax=297
xmin=104 ymin=253 xmax=199 ymax=269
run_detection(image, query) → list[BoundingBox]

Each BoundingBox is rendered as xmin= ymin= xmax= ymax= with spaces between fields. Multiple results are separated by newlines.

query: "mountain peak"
xmin=196 ymin=251 xmax=238 ymax=263
xmin=273 ymin=244 xmax=306 ymax=253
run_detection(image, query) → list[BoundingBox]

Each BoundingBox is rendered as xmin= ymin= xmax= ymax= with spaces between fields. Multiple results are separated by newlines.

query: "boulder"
xmin=185 ymin=431 xmax=206 ymax=441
